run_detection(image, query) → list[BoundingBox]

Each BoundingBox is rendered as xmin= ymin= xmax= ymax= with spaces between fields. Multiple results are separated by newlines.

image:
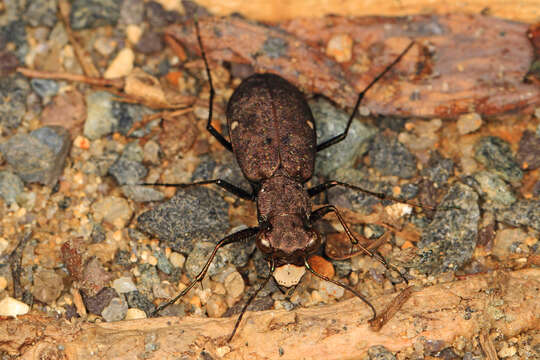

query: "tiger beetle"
xmin=146 ymin=19 xmax=415 ymax=341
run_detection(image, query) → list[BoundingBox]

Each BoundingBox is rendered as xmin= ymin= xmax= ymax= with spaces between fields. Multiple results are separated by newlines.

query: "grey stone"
xmin=475 ymin=136 xmax=522 ymax=183
xmin=101 ymin=297 xmax=128 ymax=322
xmin=70 ymin=0 xmax=122 ymax=29
xmin=417 ymin=183 xmax=480 ymax=274
xmin=83 ymin=91 xmax=117 ymax=140
xmin=369 ymin=133 xmax=417 ymax=179
xmin=137 ymin=187 xmax=230 ymax=253
xmin=0 ymin=171 xmax=24 ymax=204
xmin=311 ymin=97 xmax=376 ymax=177
xmin=0 ymin=74 xmax=30 ymax=128
xmin=24 ymin=0 xmax=58 ymax=27
xmin=0 ymin=126 xmax=71 ymax=186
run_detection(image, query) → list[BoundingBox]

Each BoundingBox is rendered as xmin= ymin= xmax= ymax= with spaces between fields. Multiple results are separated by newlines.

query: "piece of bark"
xmin=166 ymin=14 xmax=539 ymax=118
xmin=193 ymin=0 xmax=539 ymax=24
xmin=0 ymin=268 xmax=538 ymax=359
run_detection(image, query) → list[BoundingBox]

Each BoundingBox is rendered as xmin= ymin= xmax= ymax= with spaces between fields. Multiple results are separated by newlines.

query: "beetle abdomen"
xmin=226 ymin=74 xmax=316 ymax=183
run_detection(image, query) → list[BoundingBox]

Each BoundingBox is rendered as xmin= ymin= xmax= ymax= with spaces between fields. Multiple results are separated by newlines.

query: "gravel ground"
xmin=0 ymin=1 xmax=539 ymax=359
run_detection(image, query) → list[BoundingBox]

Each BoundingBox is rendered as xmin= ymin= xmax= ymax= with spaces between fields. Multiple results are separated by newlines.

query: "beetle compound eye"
xmin=256 ymin=233 xmax=273 ymax=254
xmin=305 ymin=231 xmax=320 ymax=253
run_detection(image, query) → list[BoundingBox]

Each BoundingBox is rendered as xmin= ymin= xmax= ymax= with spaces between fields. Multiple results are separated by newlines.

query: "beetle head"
xmin=256 ymin=214 xmax=320 ymax=287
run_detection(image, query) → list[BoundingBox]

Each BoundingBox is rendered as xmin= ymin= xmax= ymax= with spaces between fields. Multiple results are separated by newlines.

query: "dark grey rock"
xmin=121 ymin=185 xmax=164 ymax=202
xmin=367 ymin=345 xmax=396 ymax=360
xmin=369 ymin=133 xmax=417 ymax=179
xmin=24 ymin=0 xmax=58 ymax=27
xmin=496 ymin=200 xmax=540 ymax=231
xmin=135 ymin=30 xmax=164 ymax=54
xmin=101 ymin=297 xmax=128 ymax=322
xmin=421 ymin=151 xmax=454 ymax=186
xmin=463 ymin=171 xmax=516 ymax=209
xmin=332 ymin=259 xmax=352 ymax=278
xmin=0 ymin=171 xmax=24 ymax=204
xmin=0 ymin=51 xmax=20 ymax=76
xmin=30 ymin=79 xmax=59 ymax=100
xmin=119 ymin=0 xmax=144 ymax=24
xmin=108 ymin=158 xmax=147 ymax=185
xmin=137 ymin=264 xmax=160 ymax=299
xmin=155 ymin=251 xmax=172 ymax=275
xmin=111 ymin=101 xmax=152 ymax=135
xmin=0 ymin=21 xmax=28 ymax=62
xmin=145 ymin=1 xmax=168 ymax=27
xmin=475 ymin=136 xmax=522 ymax=183
xmin=83 ymin=287 xmax=119 ymax=315
xmin=83 ymin=91 xmax=116 ymax=139
xmin=327 ymin=168 xmax=387 ymax=215
xmin=0 ymin=74 xmax=30 ymax=128
xmin=0 ymin=126 xmax=71 ymax=186
xmin=417 ymin=183 xmax=480 ymax=274
xmin=516 ymin=130 xmax=540 ymax=170
xmin=70 ymin=0 xmax=122 ymax=30
xmin=137 ymin=187 xmax=230 ymax=253
xmin=311 ymin=97 xmax=376 ymax=177
xmin=184 ymin=241 xmax=233 ymax=279
xmin=125 ymin=290 xmax=155 ymax=316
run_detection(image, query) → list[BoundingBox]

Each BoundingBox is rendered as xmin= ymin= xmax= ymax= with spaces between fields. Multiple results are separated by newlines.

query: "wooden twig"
xmin=369 ymin=285 xmax=414 ymax=331
xmin=58 ymin=0 xmax=100 ymax=77
xmin=0 ymin=269 xmax=537 ymax=359
xmin=16 ymin=68 xmax=124 ymax=89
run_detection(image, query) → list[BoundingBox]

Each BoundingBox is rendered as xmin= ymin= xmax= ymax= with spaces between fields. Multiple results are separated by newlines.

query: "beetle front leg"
xmin=152 ymin=226 xmax=259 ymax=315
xmin=310 ymin=205 xmax=407 ymax=283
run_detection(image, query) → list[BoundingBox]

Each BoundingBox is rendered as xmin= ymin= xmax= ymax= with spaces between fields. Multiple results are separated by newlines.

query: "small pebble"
xmin=0 ymin=171 xmax=24 ymax=204
xmin=0 ymin=296 xmax=30 ymax=317
xmin=31 ymin=269 xmax=63 ymax=304
xmin=91 ymin=196 xmax=133 ymax=229
xmin=125 ymin=308 xmax=147 ymax=320
xmin=83 ymin=91 xmax=116 ymax=140
xmin=206 ymin=294 xmax=228 ymax=318
xmin=126 ymin=24 xmax=143 ymax=44
xmin=457 ymin=112 xmax=483 ymax=134
xmin=94 ymin=37 xmax=117 ymax=57
xmin=70 ymin=0 xmax=122 ymax=30
xmin=0 ymin=276 xmax=7 ymax=291
xmin=307 ymin=255 xmax=335 ymax=279
xmin=101 ymin=297 xmax=128 ymax=322
xmin=224 ymin=271 xmax=245 ymax=299
xmin=0 ymin=126 xmax=71 ymax=186
xmin=326 ymin=34 xmax=353 ymax=63
xmin=121 ymin=185 xmax=164 ymax=202
xmin=104 ymin=48 xmax=134 ymax=79
xmin=492 ymin=228 xmax=530 ymax=258
xmin=112 ymin=276 xmax=138 ymax=293
xmin=169 ymin=252 xmax=185 ymax=268
xmin=319 ymin=280 xmax=345 ymax=299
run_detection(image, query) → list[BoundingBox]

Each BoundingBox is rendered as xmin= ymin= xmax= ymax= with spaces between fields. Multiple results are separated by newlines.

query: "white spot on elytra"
xmin=306 ymin=120 xmax=314 ymax=129
xmin=231 ymin=121 xmax=239 ymax=130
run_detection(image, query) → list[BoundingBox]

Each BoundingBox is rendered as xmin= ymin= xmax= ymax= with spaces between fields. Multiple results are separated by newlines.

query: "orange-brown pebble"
xmin=166 ymin=71 xmax=183 ymax=86
xmin=73 ymin=135 xmax=90 ymax=149
xmin=401 ymin=241 xmax=414 ymax=250
xmin=308 ymin=255 xmax=335 ymax=278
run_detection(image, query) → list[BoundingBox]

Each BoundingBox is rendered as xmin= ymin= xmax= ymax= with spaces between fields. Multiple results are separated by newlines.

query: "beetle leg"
xmin=195 ymin=18 xmax=233 ymax=152
xmin=142 ymin=179 xmax=254 ymax=201
xmin=310 ymin=205 xmax=408 ymax=283
xmin=229 ymin=261 xmax=274 ymax=342
xmin=307 ymin=180 xmax=429 ymax=210
xmin=316 ymin=41 xmax=415 ymax=152
xmin=152 ymin=226 xmax=259 ymax=316
xmin=305 ymin=258 xmax=377 ymax=320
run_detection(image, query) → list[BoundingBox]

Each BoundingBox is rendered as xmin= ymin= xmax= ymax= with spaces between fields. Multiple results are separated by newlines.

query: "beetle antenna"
xmin=304 ymin=258 xmax=376 ymax=321
xmin=229 ymin=260 xmax=274 ymax=342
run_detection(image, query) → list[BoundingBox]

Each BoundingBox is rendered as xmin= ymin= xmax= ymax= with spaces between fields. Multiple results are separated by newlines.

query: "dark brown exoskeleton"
xmin=148 ymin=20 xmax=415 ymax=341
